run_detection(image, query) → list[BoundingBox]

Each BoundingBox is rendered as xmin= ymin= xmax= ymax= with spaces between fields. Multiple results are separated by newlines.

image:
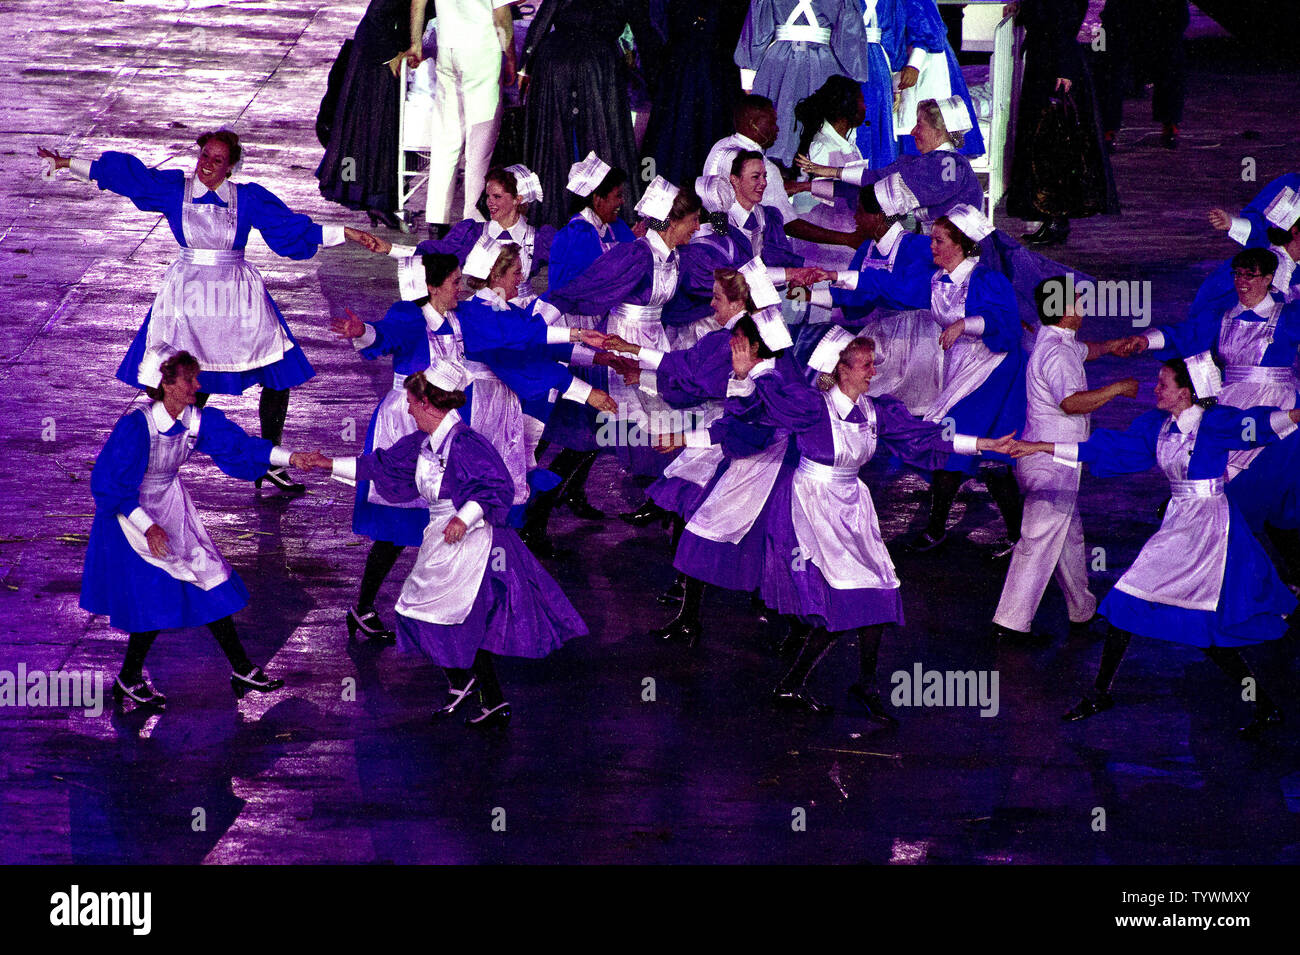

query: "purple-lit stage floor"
xmin=2 ymin=1 xmax=1299 ymax=864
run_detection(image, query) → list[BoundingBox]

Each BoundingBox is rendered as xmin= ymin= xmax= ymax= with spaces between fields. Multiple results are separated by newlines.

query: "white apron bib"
xmin=1113 ymin=417 xmax=1230 ymax=611
xmin=1216 ymin=300 xmax=1296 ymax=477
xmin=686 ymin=429 xmax=788 ymax=544
xmin=117 ymin=405 xmax=232 ymax=590
xmin=790 ymin=393 xmax=899 ymax=590
xmin=922 ymin=264 xmax=1006 ymax=423
xmin=394 ymin=427 xmax=493 ymax=625
xmin=461 ymin=295 xmax=532 ymax=505
xmin=607 ymin=240 xmax=680 ymax=440
xmin=146 ymin=178 xmax=290 ymax=373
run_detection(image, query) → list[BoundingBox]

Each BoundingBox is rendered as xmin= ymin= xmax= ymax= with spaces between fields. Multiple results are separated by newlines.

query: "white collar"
xmin=645 ymin=229 xmax=672 ymax=261
xmin=474 ymin=286 xmax=510 ymax=309
xmin=1173 ymin=404 xmax=1204 ymax=434
xmin=828 ymin=385 xmax=858 ymax=419
xmin=1039 ymin=323 xmax=1077 ymax=341
xmin=941 ymin=257 xmax=978 ymax=284
xmin=422 ymin=301 xmax=452 ymax=329
xmin=749 ymin=357 xmax=777 ymax=380
xmin=427 ymin=409 xmax=462 ymax=454
xmin=579 ymin=207 xmax=608 ymax=234
xmin=817 ymin=120 xmax=855 ymax=153
xmin=935 ymin=142 xmax=956 ymax=154
xmin=875 ymin=222 xmax=906 ymax=257
xmin=191 ymin=176 xmax=233 ymax=203
xmin=729 ymin=201 xmax=761 ymax=231
xmin=1228 ymin=295 xmax=1282 ymax=320
xmin=722 ymin=310 xmax=745 ymax=330
xmin=487 ymin=218 xmax=527 ymax=241
xmin=149 ymin=400 xmax=197 ymax=434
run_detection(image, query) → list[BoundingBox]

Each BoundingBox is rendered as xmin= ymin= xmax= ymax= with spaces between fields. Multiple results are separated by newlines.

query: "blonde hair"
xmin=817 ymin=336 xmax=876 ymax=391
xmin=466 ymin=243 xmax=522 ymax=292
xmin=713 ymin=267 xmax=758 ymax=313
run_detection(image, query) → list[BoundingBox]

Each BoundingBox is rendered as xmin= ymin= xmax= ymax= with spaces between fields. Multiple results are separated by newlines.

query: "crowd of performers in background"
xmin=37 ymin=4 xmax=1293 ymax=738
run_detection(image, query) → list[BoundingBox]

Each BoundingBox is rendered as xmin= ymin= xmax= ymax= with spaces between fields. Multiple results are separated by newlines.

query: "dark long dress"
xmin=1005 ymin=0 xmax=1119 ymax=221
xmin=642 ymin=0 xmax=749 ymax=188
xmin=521 ymin=0 xmax=663 ymax=229
xmin=315 ymin=0 xmax=424 ymax=215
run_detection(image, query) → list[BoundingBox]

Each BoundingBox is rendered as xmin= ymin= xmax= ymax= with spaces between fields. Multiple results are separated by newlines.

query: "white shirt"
xmin=1024 ymin=324 xmax=1090 ymax=444
xmin=437 ymin=0 xmax=513 ymax=50
xmin=703 ymin=132 xmax=797 ymax=224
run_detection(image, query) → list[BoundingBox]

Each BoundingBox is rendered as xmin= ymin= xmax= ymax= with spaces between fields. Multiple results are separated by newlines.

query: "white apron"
xmin=685 ymin=430 xmax=788 ymax=544
xmin=460 ymin=295 xmax=532 ymax=506
xmin=394 ymin=425 xmax=493 ymax=625
xmin=1215 ymin=300 xmax=1296 ymax=477
xmin=146 ymin=178 xmax=290 ymax=373
xmin=790 ymin=393 xmax=899 ymax=590
xmin=662 ymin=403 xmax=727 ymax=487
xmin=922 ymin=263 xmax=1006 ymax=423
xmin=117 ymin=405 xmax=232 ymax=590
xmin=1113 ymin=416 xmax=1230 ymax=611
xmin=607 ymin=239 xmax=680 ymax=441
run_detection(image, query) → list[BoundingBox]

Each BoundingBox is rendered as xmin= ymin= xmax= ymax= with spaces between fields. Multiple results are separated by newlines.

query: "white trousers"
xmin=992 ymin=456 xmax=1097 ymax=633
xmin=426 ymin=45 xmax=502 ymax=224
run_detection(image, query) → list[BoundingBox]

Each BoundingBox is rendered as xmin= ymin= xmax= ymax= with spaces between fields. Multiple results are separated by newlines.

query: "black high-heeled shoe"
xmin=346 ymin=606 xmax=395 ymax=643
xmin=255 ymin=467 xmax=305 ymax=496
xmin=563 ymin=490 xmax=605 ymax=521
xmin=432 ymin=677 xmax=479 ymax=721
xmin=1025 ymin=217 xmax=1069 ymax=247
xmin=466 ymin=701 xmax=511 ymax=728
xmin=112 ymin=675 xmax=167 ymax=710
xmin=620 ymin=499 xmax=670 ymax=528
xmin=231 ymin=666 xmax=285 ymax=699
xmin=847 ymin=683 xmax=898 ymax=726
xmin=650 ymin=617 xmax=701 ymax=648
xmin=772 ymin=685 xmax=830 ymax=713
xmin=368 ymin=209 xmax=403 ymax=230
xmin=1063 ymin=692 xmax=1113 ymax=722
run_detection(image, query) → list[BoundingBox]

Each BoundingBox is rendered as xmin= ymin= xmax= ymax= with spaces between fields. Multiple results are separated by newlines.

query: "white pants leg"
xmin=992 ymin=458 xmax=1096 ymax=632
xmin=426 ymin=46 xmax=502 ymax=224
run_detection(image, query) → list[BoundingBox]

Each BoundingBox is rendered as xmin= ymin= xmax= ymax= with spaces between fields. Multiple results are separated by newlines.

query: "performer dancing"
xmin=39 ymin=133 xmax=384 ymax=495
xmin=82 ymin=350 xmax=311 ymax=708
xmin=315 ymin=362 xmax=588 ymax=727
xmin=1011 ymin=358 xmax=1300 ymax=740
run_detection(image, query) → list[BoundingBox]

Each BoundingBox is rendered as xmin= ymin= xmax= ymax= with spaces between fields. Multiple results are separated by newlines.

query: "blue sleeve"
xmin=240 ymin=181 xmax=326 ymax=260
xmin=1186 ymin=262 xmax=1237 ymax=326
xmin=194 ymin=407 xmax=274 ymax=480
xmin=752 ymin=371 xmax=827 ymax=432
xmin=88 ymin=151 xmax=184 ymax=216
xmin=1199 ymin=404 xmax=1293 ymax=451
xmin=545 ymin=242 xmax=651 ymax=316
xmin=735 ymin=0 xmax=776 ymax=71
xmin=895 ymin=233 xmax=935 ymax=273
xmin=358 ymin=301 xmax=429 ymax=361
xmin=1076 ymin=410 xmax=1164 ymax=476
xmin=658 ymin=334 xmax=733 ymax=407
xmin=1265 ymin=302 xmax=1300 ymax=365
xmin=532 ymin=225 xmax=556 ymax=275
xmin=663 ymin=242 xmax=731 ymax=327
xmin=461 ymin=300 xmax=549 ymax=357
xmin=873 ymin=394 xmax=955 ymax=471
xmin=354 ymin=429 xmax=424 ymax=503
xmin=416 ymin=219 xmax=481 ymax=261
xmin=902 ymin=0 xmax=949 ymax=51
xmin=761 ymin=208 xmax=804 ymax=267
xmin=967 ymin=269 xmax=1021 ymax=354
xmin=832 ymin=261 xmax=934 ymax=310
xmin=1239 ymin=173 xmax=1300 ymax=247
xmin=89 ymin=411 xmax=149 ymax=518
xmin=548 ymin=222 xmax=602 ymax=290
xmin=1153 ymin=294 xmax=1228 ymax=359
xmin=445 ymin=430 xmax=515 ymax=524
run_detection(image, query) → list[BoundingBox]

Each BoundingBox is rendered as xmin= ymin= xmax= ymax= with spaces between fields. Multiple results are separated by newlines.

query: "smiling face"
xmin=835 ymin=345 xmax=876 ymax=396
xmin=195 ymin=139 xmax=234 ymax=190
xmin=910 ymin=110 xmax=946 ymax=154
xmin=428 ymin=267 xmax=461 ymax=313
xmin=1154 ymin=366 xmax=1191 ymax=414
xmin=592 ymin=184 xmax=625 ymax=224
xmin=494 ymin=257 xmax=524 ymax=301
xmin=663 ymin=210 xmax=701 ymax=249
xmin=930 ymin=222 xmax=967 ymax=272
xmin=1232 ymin=265 xmax=1273 ymax=307
xmin=485 ymin=179 xmax=522 ymax=225
xmin=730 ymin=158 xmax=767 ymax=209
xmin=711 ymin=280 xmax=745 ymax=322
xmin=162 ymin=365 xmax=201 ymax=408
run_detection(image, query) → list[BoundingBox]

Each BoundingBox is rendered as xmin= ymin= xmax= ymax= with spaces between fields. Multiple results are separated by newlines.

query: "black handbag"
xmin=1029 ymin=90 xmax=1106 ymax=218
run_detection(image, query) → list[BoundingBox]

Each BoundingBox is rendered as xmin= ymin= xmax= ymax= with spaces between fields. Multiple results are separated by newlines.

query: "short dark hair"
xmin=1231 ymin=246 xmax=1278 ymax=278
xmin=1162 ymin=357 xmax=1217 ymax=409
xmin=196 ymin=129 xmax=242 ymax=166
xmin=570 ymin=166 xmax=628 ymax=216
xmin=403 ymin=372 xmax=467 ymax=410
xmin=1034 ymin=275 xmax=1073 ymax=326
xmin=144 ymin=351 xmax=201 ymax=401
xmin=932 ymin=216 xmax=980 ymax=257
xmin=730 ymin=150 xmax=765 ymax=179
xmin=732 ymin=314 xmax=777 ymax=359
xmin=422 ymin=252 xmax=460 ymax=289
xmin=734 ymin=94 xmax=775 ymax=129
xmin=857 ymin=185 xmax=884 ymax=216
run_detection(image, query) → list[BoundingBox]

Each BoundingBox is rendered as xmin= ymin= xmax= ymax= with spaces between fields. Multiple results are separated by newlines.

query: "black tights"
xmin=779 ymin=624 xmax=886 ymax=691
xmin=121 ymin=616 xmax=252 ymax=682
xmin=193 ymin=387 xmax=291 ymax=445
xmin=927 ymin=466 xmax=1022 ymax=541
xmin=444 ymin=650 xmax=504 ymax=707
xmin=1093 ymin=625 xmax=1274 ymax=709
xmin=358 ymin=540 xmax=404 ymax=611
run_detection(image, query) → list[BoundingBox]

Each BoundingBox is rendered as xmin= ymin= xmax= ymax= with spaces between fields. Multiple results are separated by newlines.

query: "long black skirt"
xmin=315 ymin=42 xmax=401 ymax=214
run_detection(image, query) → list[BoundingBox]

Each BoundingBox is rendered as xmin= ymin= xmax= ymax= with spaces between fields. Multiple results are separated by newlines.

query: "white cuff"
xmin=639 ymin=370 xmax=658 ymax=396
xmin=1143 ymin=328 xmax=1166 ymax=350
xmin=952 ymin=434 xmax=980 ymax=455
xmin=841 ymin=160 xmax=870 ymax=188
xmin=321 ymin=225 xmax=346 ymax=247
xmin=269 ymin=447 xmax=293 ymax=468
xmin=767 ymin=266 xmax=789 ymax=287
xmin=810 ymin=178 xmax=838 ymax=201
xmin=750 ymin=360 xmax=776 ymax=379
xmin=1270 ymin=410 xmax=1298 ymax=439
xmin=388 ymin=243 xmax=418 ymax=259
xmin=740 ymin=68 xmax=756 ymax=91
xmin=68 ymin=158 xmax=93 ymax=182
xmin=562 ymin=377 xmax=594 ymax=403
xmin=727 ymin=375 xmax=757 ymax=398
xmin=353 ymin=323 xmax=377 ymax=349
xmin=569 ymin=344 xmax=596 ymax=367
xmin=455 ymin=501 xmax=485 ymax=529
xmin=906 ymin=47 xmax=928 ymax=71
xmin=127 ymin=507 xmax=155 ymax=533
xmin=1052 ymin=443 xmax=1080 ymax=466
xmin=546 ymin=326 xmax=572 ymax=345
xmin=534 ymin=299 xmax=563 ymax=326
xmin=639 ymin=347 xmax=664 ymax=370
xmin=963 ymin=316 xmax=985 ymax=336
xmin=1228 ymin=216 xmax=1251 ymax=247
xmin=833 ymin=270 xmax=860 ymax=291
xmin=683 ymin=428 xmax=715 ymax=448
xmin=331 ymin=456 xmax=358 ymax=485
xmin=808 ymin=287 xmax=834 ymax=309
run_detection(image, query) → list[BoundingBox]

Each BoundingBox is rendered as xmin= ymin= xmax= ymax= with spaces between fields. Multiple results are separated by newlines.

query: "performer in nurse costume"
xmin=317 ymin=361 xmax=588 ymax=728
xmin=1209 ymin=171 xmax=1300 ymax=252
xmin=1011 ymin=357 xmax=1300 ymax=740
xmin=38 ymin=133 xmax=384 ymax=495
xmin=82 ymin=349 xmax=312 ymax=709
xmin=749 ymin=332 xmax=1011 ymax=714
xmin=1203 ymin=186 xmax=1300 ymax=305
xmin=663 ymin=176 xmax=750 ymax=346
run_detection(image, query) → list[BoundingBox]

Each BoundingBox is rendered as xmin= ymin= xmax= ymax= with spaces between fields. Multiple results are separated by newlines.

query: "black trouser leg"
xmin=1095 ymin=626 xmax=1131 ymax=695
xmin=670 ymin=516 xmax=685 ymax=551
xmin=358 ymin=540 xmax=404 ymax=611
xmin=548 ymin=447 xmax=584 ymax=484
xmin=472 ymin=650 xmax=504 ymax=707
xmin=857 ymin=624 xmax=885 ymax=687
xmin=678 ymin=575 xmax=705 ymax=627
xmin=534 ymin=438 xmax=550 ymax=463
xmin=258 ymin=387 xmax=291 ymax=445
xmin=564 ymin=450 xmax=600 ymax=499
xmin=777 ymin=626 xmax=838 ymax=690
xmin=926 ymin=470 xmax=964 ymax=538
xmin=207 ymin=616 xmax=254 ymax=675
xmin=984 ymin=465 xmax=1024 ymax=542
xmin=1203 ymin=646 xmax=1275 ymax=710
xmin=121 ymin=631 xmax=160 ymax=682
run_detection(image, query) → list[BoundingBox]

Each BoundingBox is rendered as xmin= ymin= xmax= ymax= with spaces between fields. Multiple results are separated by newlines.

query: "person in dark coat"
xmin=520 ymin=0 xmax=664 ymax=230
xmin=1095 ymin=0 xmax=1189 ymax=150
xmin=1004 ymin=0 xmax=1120 ymax=247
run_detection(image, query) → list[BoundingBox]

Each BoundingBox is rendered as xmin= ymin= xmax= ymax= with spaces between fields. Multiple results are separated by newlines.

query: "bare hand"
xmin=385 ymin=53 xmax=405 ymax=78
xmin=940 ymin=320 xmax=965 ymax=351
xmin=1113 ymin=377 xmax=1140 ymax=399
xmin=1112 ymin=334 xmax=1148 ymax=357
xmin=785 ymin=266 xmax=828 ymax=287
xmin=145 ymin=524 xmax=170 ymax=558
xmin=602 ymin=333 xmax=638 ymax=354
xmin=1208 ymin=208 xmax=1232 ymax=231
xmin=37 ymin=146 xmax=70 ymax=169
xmin=402 ymin=44 xmax=422 ymax=69
xmin=654 ymin=432 xmax=685 ymax=453
xmin=1009 ymin=439 xmax=1048 ymax=459
xmin=731 ymin=336 xmax=759 ymax=379
xmin=301 ymin=451 xmax=334 ymax=471
xmin=345 ymin=227 xmax=391 ymax=254
xmin=979 ymin=432 xmax=1018 ymax=456
xmin=632 ymin=219 xmax=650 ymax=239
xmin=795 ymin=154 xmax=835 ymax=180
xmin=442 ymin=516 xmax=467 ymax=544
xmin=1054 ymin=77 xmax=1073 ymax=94
xmin=897 ymin=66 xmax=920 ymax=91
xmin=330 ymin=307 xmax=366 ymax=340
xmin=587 ymin=388 xmax=618 ymax=414
xmin=576 ymin=329 xmax=608 ymax=349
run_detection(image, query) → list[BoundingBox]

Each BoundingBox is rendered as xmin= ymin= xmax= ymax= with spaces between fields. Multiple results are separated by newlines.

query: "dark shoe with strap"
xmin=906 ymin=529 xmax=947 ymax=553
xmin=620 ymin=499 xmax=670 ymax=528
xmin=432 ymin=677 xmax=480 ymax=722
xmin=347 ymin=606 xmax=395 ymax=643
xmin=847 ymin=682 xmax=898 ymax=726
xmin=563 ymin=490 xmax=605 ymax=521
xmin=772 ymin=685 xmax=831 ymax=714
xmin=255 ymin=466 xmax=306 ymax=496
xmin=231 ymin=666 xmax=285 ymax=699
xmin=656 ymin=578 xmax=685 ymax=605
xmin=466 ymin=701 xmax=511 ymax=729
xmin=113 ymin=675 xmax=167 ymax=710
xmin=649 ymin=616 xmax=701 ymax=648
xmin=1063 ymin=693 xmax=1114 ymax=722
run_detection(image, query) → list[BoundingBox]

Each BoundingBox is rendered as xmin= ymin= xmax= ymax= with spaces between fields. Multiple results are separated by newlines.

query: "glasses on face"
xmin=1232 ymin=269 xmax=1265 ymax=279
